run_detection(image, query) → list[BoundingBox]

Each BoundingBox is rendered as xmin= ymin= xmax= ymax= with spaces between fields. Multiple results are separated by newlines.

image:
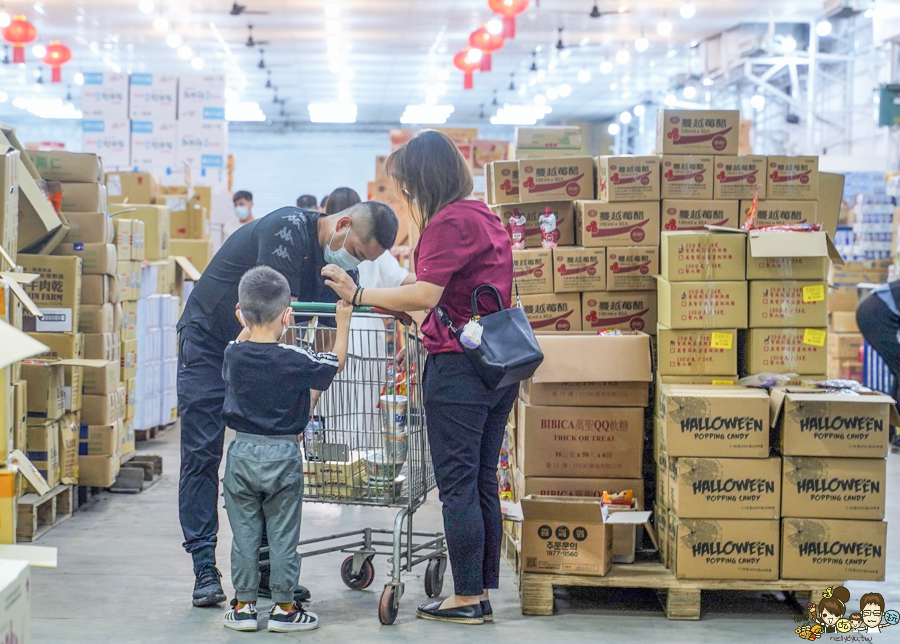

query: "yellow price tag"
xmin=802 ymin=284 xmax=826 ymax=303
xmin=710 ymin=332 xmax=733 ymax=350
xmin=803 ymin=328 xmax=827 ymax=347
xmin=711 ymin=379 xmax=735 ymax=385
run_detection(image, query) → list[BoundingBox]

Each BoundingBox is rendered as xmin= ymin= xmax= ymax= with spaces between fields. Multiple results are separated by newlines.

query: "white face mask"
xmin=324 ymin=224 xmax=362 ymax=271
xmin=235 ymin=205 xmax=250 ymax=221
xmin=239 ymin=309 xmax=290 ymax=341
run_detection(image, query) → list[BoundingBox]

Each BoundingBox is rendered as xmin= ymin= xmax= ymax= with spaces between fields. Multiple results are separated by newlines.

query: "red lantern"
xmin=2 ymin=15 xmax=37 ymax=64
xmin=453 ymin=49 xmax=480 ymax=90
xmin=469 ymin=26 xmax=503 ymax=72
xmin=488 ymin=0 xmax=529 ymax=39
xmin=42 ymin=41 xmax=71 ymax=83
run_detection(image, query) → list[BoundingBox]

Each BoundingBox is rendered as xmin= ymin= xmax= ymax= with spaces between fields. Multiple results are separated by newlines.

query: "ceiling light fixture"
xmin=782 ymin=35 xmax=797 ymax=53
xmin=609 ymin=82 xmax=618 ymax=90
xmin=32 ymin=44 xmax=46 ymax=58
xmin=750 ymin=93 xmax=766 ymax=110
xmin=340 ymin=67 xmax=354 ymax=80
xmin=548 ymin=59 xmax=557 ymax=70
xmin=490 ymin=104 xmax=551 ymax=126
xmin=166 ymin=33 xmax=182 ymax=48
xmin=487 ymin=18 xmax=503 ymax=35
xmin=191 ymin=56 xmax=204 ymax=70
xmin=865 ymin=8 xmax=874 ymax=18
xmin=620 ymin=111 xmax=632 ymax=124
xmin=139 ymin=0 xmax=155 ymax=14
xmin=702 ymin=77 xmax=713 ymax=86
xmin=577 ymin=69 xmax=590 ymax=83
xmin=508 ymin=72 xmax=515 ymax=90
xmin=308 ymin=102 xmax=357 ymax=123
xmin=325 ymin=2 xmax=340 ymax=18
xmin=74 ymin=72 xmax=84 ymax=85
xmin=226 ymin=101 xmax=266 ymax=122
xmin=634 ymin=35 xmax=648 ymax=52
xmin=679 ymin=2 xmax=695 ymax=19
xmin=615 ymin=48 xmax=630 ymax=64
xmin=533 ymin=94 xmax=547 ymax=106
xmin=329 ymin=60 xmax=341 ymax=73
xmin=556 ymin=27 xmax=564 ymax=50
xmin=600 ymin=60 xmax=613 ymax=74
xmin=438 ymin=68 xmax=450 ymax=82
xmin=326 ymin=21 xmax=340 ymax=34
xmin=546 ymin=87 xmax=558 ymax=100
xmin=683 ymin=85 xmax=696 ymax=99
xmin=816 ymin=20 xmax=832 ymax=37
xmin=664 ymin=93 xmax=676 ymax=105
xmin=633 ymin=104 xmax=645 ymax=117
xmin=0 ymin=11 xmax=10 ymax=28
xmin=400 ymin=104 xmax=455 ymax=125
xmin=622 ymin=75 xmax=630 ymax=83
xmin=558 ymin=83 xmax=571 ymax=97
xmin=466 ymin=48 xmax=482 ymax=64
xmin=657 ymin=15 xmax=672 ymax=38
xmin=177 ymin=44 xmax=192 ymax=60
xmin=608 ymin=123 xmax=620 ymax=136
xmin=153 ymin=15 xmax=168 ymax=32
xmin=0 ymin=92 xmax=6 ymax=102
xmin=530 ymin=51 xmax=537 ymax=71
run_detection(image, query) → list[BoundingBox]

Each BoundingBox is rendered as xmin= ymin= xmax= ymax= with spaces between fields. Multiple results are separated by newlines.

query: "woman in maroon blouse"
xmin=323 ymin=130 xmax=516 ymax=625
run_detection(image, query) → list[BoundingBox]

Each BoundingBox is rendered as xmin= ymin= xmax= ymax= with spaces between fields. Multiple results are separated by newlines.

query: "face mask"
xmin=324 ymin=224 xmax=362 ymax=270
xmin=235 ymin=205 xmax=250 ymax=221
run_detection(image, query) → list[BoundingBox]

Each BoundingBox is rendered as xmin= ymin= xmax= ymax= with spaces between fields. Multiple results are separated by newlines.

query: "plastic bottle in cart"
xmin=508 ymin=209 xmax=527 ymax=250
xmin=539 ymin=206 xmax=559 ymax=249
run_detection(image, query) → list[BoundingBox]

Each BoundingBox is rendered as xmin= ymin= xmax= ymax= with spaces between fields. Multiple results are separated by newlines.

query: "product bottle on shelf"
xmin=508 ymin=208 xmax=527 ymax=250
xmin=539 ymin=206 xmax=559 ymax=249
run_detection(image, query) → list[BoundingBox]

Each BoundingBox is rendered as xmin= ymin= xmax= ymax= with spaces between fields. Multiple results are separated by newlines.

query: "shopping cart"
xmin=287 ymin=302 xmax=446 ymax=625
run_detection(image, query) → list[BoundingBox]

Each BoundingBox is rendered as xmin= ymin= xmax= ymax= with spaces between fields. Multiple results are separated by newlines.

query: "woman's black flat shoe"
xmin=481 ymin=600 xmax=493 ymax=622
xmin=415 ymin=600 xmax=484 ymax=625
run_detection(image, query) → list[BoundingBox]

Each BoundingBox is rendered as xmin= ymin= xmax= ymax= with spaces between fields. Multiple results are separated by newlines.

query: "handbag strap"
xmin=471 ymin=284 xmax=503 ymax=318
xmin=434 ymin=305 xmax=458 ymax=333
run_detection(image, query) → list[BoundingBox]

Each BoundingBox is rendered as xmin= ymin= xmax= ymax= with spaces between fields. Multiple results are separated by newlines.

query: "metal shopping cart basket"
xmin=288 ymin=302 xmax=446 ymax=625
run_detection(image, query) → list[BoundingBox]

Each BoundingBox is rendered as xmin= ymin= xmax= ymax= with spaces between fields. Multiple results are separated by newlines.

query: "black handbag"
xmin=436 ymin=284 xmax=544 ymax=390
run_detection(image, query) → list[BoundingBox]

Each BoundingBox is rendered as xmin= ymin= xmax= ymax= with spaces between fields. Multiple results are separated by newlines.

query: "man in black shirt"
xmin=178 ymin=201 xmax=398 ymax=607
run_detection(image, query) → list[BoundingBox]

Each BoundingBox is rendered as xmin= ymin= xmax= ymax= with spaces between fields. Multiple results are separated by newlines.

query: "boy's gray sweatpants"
xmin=223 ymin=431 xmax=303 ymax=604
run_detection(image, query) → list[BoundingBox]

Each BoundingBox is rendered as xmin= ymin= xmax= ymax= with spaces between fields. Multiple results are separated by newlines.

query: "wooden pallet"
xmin=135 ymin=418 xmax=179 ymax=442
xmin=73 ymin=485 xmax=103 ymax=512
xmin=17 ymin=485 xmax=73 ymax=542
xmin=519 ymin=562 xmax=839 ymax=620
xmin=110 ymin=455 xmax=164 ymax=494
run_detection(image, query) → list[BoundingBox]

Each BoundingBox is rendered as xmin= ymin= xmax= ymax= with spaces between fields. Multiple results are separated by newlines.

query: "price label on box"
xmin=802 ymin=328 xmax=827 ymax=347
xmin=802 ymin=284 xmax=825 ymax=303
xmin=711 ymin=379 xmax=736 ymax=385
xmin=710 ymin=332 xmax=733 ymax=350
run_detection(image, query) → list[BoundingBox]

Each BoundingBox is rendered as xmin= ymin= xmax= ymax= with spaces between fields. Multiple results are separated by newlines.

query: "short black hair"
xmin=324 ymin=187 xmax=362 ymax=215
xmin=238 ymin=266 xmax=290 ymax=326
xmin=233 ymin=190 xmax=253 ymax=203
xmin=348 ymin=201 xmax=398 ymax=251
xmin=320 ymin=195 xmax=328 ymax=207
xmin=296 ymin=194 xmax=318 ymax=209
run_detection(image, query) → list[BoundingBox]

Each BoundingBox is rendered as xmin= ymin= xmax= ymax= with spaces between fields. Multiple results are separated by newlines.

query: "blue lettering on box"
xmin=131 ymin=121 xmax=154 ymax=134
xmin=202 ymin=107 xmax=225 ymax=120
xmin=201 ymin=155 xmax=224 ymax=168
xmin=131 ymin=73 xmax=153 ymax=86
xmin=74 ymin=243 xmax=84 ymax=251
xmin=83 ymin=120 xmax=106 ymax=133
xmin=83 ymin=73 xmax=104 ymax=85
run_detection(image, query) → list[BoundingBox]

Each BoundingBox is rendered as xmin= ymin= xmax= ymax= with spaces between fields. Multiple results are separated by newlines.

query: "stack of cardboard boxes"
xmin=166 ymin=185 xmax=214 ymax=273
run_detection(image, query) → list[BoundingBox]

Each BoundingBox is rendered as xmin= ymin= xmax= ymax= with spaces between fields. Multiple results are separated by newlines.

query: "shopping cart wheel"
xmin=424 ymin=557 xmax=445 ymax=598
xmin=340 ymin=555 xmax=375 ymax=590
xmin=378 ymin=585 xmax=399 ymax=625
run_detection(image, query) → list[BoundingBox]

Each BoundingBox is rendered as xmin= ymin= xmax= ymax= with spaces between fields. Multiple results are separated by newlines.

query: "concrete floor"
xmin=29 ymin=428 xmax=900 ymax=643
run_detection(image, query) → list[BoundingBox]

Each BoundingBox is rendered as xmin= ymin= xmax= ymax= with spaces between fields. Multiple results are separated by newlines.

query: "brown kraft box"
xmin=742 ymin=328 xmax=828 ymax=375
xmin=656 ymin=110 xmax=740 ymax=155
xmin=575 ymin=200 xmax=660 ymax=247
xmin=657 ymin=327 xmax=737 ymax=376
xmin=713 ymin=155 xmax=767 ymax=200
xmin=781 ymin=518 xmax=885 ymax=581
xmin=766 ymin=156 xmax=819 ymax=201
xmin=519 ymin=293 xmax=581 ymax=333
xmin=596 ymin=155 xmax=660 ymax=202
xmin=670 ymin=517 xmax=779 ymax=580
xmin=517 ymin=400 xmax=644 ymax=479
xmin=518 ymin=157 xmax=595 ymax=201
xmin=552 ymin=247 xmax=606 ymax=293
xmin=660 ymin=155 xmax=714 ymax=199
xmin=515 ymin=471 xmax=645 ymax=504
xmin=782 ymin=456 xmax=885 ymax=520
xmin=828 ymin=333 xmax=863 ymax=359
xmin=748 ymin=281 xmax=828 ymax=328
xmin=661 ymin=199 xmax=739 ymax=231
xmin=669 ymin=456 xmax=781 ymax=519
xmin=582 ymin=291 xmax=657 ymax=333
xmin=657 ymin=279 xmax=749 ymax=329
xmin=493 ymin=201 xmax=575 ymax=248
xmin=740 ymin=200 xmax=818 ymax=227
xmin=660 ymin=231 xmax=746 ymax=282
xmin=606 ymin=247 xmax=658 ymax=291
xmin=488 ymin=160 xmax=519 ymax=204
xmin=512 ymin=249 xmax=554 ymax=295
xmin=520 ymin=497 xmax=613 ymax=576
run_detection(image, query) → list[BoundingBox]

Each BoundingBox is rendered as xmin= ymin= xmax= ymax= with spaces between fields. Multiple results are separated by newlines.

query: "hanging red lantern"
xmin=469 ymin=26 xmax=503 ymax=72
xmin=488 ymin=0 xmax=529 ymax=39
xmin=453 ymin=49 xmax=480 ymax=90
xmin=2 ymin=15 xmax=37 ymax=64
xmin=42 ymin=41 xmax=71 ymax=83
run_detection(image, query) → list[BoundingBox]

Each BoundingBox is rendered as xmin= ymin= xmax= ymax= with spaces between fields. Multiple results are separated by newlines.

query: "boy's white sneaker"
xmin=267 ymin=602 xmax=319 ymax=632
xmin=224 ymin=599 xmax=258 ymax=631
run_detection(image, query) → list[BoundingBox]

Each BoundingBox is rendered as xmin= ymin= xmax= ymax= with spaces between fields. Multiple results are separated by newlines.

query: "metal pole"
xmin=807 ymin=22 xmax=818 ymax=153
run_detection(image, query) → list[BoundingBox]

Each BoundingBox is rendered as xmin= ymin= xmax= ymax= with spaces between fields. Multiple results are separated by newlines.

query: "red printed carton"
xmin=518 ymin=157 xmax=595 ymax=201
xmin=661 ymin=199 xmax=739 ymax=231
xmin=660 ymin=155 xmax=714 ymax=199
xmin=596 ymin=155 xmax=660 ymax=202
xmin=656 ymin=110 xmax=740 ymax=155
xmin=575 ymin=201 xmax=659 ymax=247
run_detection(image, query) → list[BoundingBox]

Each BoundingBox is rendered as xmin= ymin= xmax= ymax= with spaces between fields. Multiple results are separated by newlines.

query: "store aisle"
xmin=28 ymin=429 xmax=900 ymax=643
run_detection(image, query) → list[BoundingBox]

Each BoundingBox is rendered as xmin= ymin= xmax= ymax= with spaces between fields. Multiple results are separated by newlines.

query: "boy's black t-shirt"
xmin=222 ymin=341 xmax=339 ymax=436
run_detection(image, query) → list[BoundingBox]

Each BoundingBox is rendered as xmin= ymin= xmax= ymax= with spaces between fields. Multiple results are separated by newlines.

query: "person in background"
xmin=296 ymin=195 xmax=318 ymax=210
xmin=319 ymin=195 xmax=328 ymax=212
xmin=856 ymin=279 xmax=900 ymax=449
xmin=324 ymin=187 xmax=362 ymax=216
xmin=225 ymin=190 xmax=255 ymax=239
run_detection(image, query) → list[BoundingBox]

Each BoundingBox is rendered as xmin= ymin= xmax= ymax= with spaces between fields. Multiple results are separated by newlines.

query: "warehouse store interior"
xmin=1 ymin=0 xmax=900 ymax=642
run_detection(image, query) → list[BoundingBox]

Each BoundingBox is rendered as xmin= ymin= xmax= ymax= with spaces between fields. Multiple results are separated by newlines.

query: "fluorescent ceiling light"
xmin=608 ymin=123 xmax=620 ymax=136
xmin=325 ymin=2 xmax=340 ymax=18
xmin=32 ymin=44 xmax=46 ymax=58
xmin=154 ymin=16 xmax=168 ymax=32
xmin=400 ymin=104 xmax=454 ymax=125
xmin=816 ymin=20 xmax=832 ymax=37
xmin=139 ymin=0 xmax=155 ymax=14
xmin=533 ymin=94 xmax=547 ymax=106
xmin=679 ymin=2 xmax=695 ymax=19
xmin=633 ymin=104 xmax=645 ymax=116
xmin=308 ymin=102 xmax=357 ymax=123
xmin=191 ymin=57 xmax=205 ymax=70
xmin=437 ymin=68 xmax=449 ymax=82
xmin=340 ymin=67 xmax=354 ymax=81
xmin=577 ymin=70 xmax=591 ymax=83
xmin=490 ymin=104 xmax=550 ymax=126
xmin=545 ymin=87 xmax=558 ymax=100
xmin=14 ymin=97 xmax=82 ymax=119
xmin=0 ymin=92 xmax=7 ymax=103
xmin=558 ymin=83 xmax=571 ymax=97
xmin=166 ymin=33 xmax=182 ymax=48
xmin=0 ymin=12 xmax=10 ymax=28
xmin=682 ymin=85 xmax=696 ymax=99
xmin=226 ymin=101 xmax=266 ymax=122
xmin=657 ymin=18 xmax=672 ymax=38
xmin=178 ymin=45 xmax=193 ymax=60
xmin=634 ymin=37 xmax=648 ymax=52
xmin=620 ymin=111 xmax=632 ymax=124
xmin=750 ymin=93 xmax=766 ymax=110
xmin=487 ymin=19 xmax=503 ymax=35
xmin=615 ymin=48 xmax=630 ymax=64
xmin=600 ymin=60 xmax=613 ymax=74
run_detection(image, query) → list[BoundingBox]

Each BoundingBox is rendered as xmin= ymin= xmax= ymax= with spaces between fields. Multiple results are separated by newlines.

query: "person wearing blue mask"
xmin=177 ymin=200 xmax=398 ymax=609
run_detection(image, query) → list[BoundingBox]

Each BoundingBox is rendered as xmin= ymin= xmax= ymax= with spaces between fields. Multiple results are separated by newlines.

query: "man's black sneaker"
xmin=257 ymin=568 xmax=311 ymax=603
xmin=223 ymin=599 xmax=258 ymax=632
xmin=267 ymin=602 xmax=319 ymax=632
xmin=192 ymin=565 xmax=226 ymax=607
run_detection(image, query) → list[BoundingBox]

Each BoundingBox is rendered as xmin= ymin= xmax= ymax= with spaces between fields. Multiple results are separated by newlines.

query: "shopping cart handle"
xmin=291 ymin=302 xmax=414 ymax=326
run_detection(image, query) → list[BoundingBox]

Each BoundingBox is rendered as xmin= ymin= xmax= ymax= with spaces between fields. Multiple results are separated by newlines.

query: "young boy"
xmin=221 ymin=266 xmax=351 ymax=632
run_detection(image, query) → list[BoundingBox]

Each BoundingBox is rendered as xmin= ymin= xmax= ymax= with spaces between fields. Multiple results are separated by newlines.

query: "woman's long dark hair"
xmin=385 ymin=129 xmax=473 ymax=230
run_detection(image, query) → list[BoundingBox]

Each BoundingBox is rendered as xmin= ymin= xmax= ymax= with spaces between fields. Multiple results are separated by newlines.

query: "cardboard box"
xmin=781 ymin=456 xmax=885 ymax=520
xmin=169 ymin=239 xmax=213 ymax=273
xmin=669 ymin=456 xmax=781 ymax=519
xmin=742 ymin=328 xmax=828 ymax=375
xmin=515 ymin=471 xmax=645 ymax=503
xmin=113 ymin=218 xmax=133 ymax=261
xmin=657 ymin=279 xmax=748 ymax=330
xmin=111 ymin=205 xmax=169 ymax=260
xmin=27 ymin=151 xmax=103 ymax=183
xmin=521 ymin=496 xmax=649 ymax=576
xmin=493 ymin=201 xmax=575 ymax=248
xmin=26 ymin=419 xmax=60 ymax=489
xmin=746 ymin=229 xmax=840 ymax=283
xmin=78 ymin=454 xmax=118 ymax=487
xmin=521 ymin=381 xmax=650 ymax=408
xmin=125 ymin=376 xmax=136 ymax=417
xmin=83 ymin=332 xmax=119 ymax=362
xmin=512 ymin=249 xmax=554 ymax=295
xmin=18 ymin=254 xmax=82 ymax=333
xmin=660 ymin=155 xmax=714 ymax=199
xmin=132 ymin=219 xmax=145 ymax=260
xmin=79 ymin=303 xmax=115 ymax=334
xmin=596 ymin=155 xmax=660 ymax=202
xmin=713 ymin=155 xmax=767 ymax=200
xmin=105 ymin=171 xmax=161 ymax=205
xmin=827 ymin=357 xmax=862 ymax=381
xmin=517 ymin=400 xmax=644 ymax=478
xmin=606 ymin=247 xmax=658 ymax=291
xmin=515 ymin=126 xmax=583 ymax=159
xmin=661 ymin=199 xmax=740 ymax=231
xmin=781 ymin=518 xmax=885 ymax=581
xmin=657 ymin=326 xmax=738 ymax=376
xmin=81 ymin=274 xmax=117 ymax=306
xmin=740 ymin=200 xmax=818 ymax=228
xmin=828 ymin=333 xmax=863 ymax=360
xmin=20 ymin=361 xmax=65 ymax=420
xmin=487 ymin=160 xmax=519 ymax=204
xmin=552 ymin=247 xmax=606 ymax=293
xmin=746 ymin=254 xmax=829 ymax=281
xmin=669 ymin=517 xmax=779 ymax=580
xmin=748 ymin=281 xmax=828 ymax=328
xmin=656 ymin=110 xmax=740 ymax=155
xmin=575 ymin=200 xmax=660 ymax=247
xmin=518 ymin=157 xmax=595 ymax=202
xmin=59 ymin=182 xmax=107 ymax=214
xmin=816 ymin=172 xmax=844 ymax=238
xmin=78 ymin=418 xmax=118 ymax=452
xmin=656 ymin=384 xmax=770 ymax=457
xmin=520 ymin=293 xmax=581 ymax=333
xmin=62 ymin=212 xmax=115 ymax=245
xmin=53 ymin=243 xmax=117 ymax=276
xmin=829 ymin=311 xmax=859 ymax=333
xmin=771 ymin=388 xmax=896 ymax=458
xmin=81 ymin=360 xmax=120 ymax=395
xmin=115 ymin=262 xmax=130 ymax=302
xmin=122 ymin=301 xmax=137 ymax=340
xmin=766 ymin=156 xmax=819 ymax=201
xmin=12 ymin=381 xmax=26 ymax=451
xmin=660 ymin=231 xmax=747 ymax=282
xmin=59 ymin=411 xmax=79 ymax=484
xmin=0 ymin=149 xmax=19 ymax=264
xmin=26 ymin=333 xmax=84 ymax=411
xmin=582 ymin=291 xmax=657 ymax=333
